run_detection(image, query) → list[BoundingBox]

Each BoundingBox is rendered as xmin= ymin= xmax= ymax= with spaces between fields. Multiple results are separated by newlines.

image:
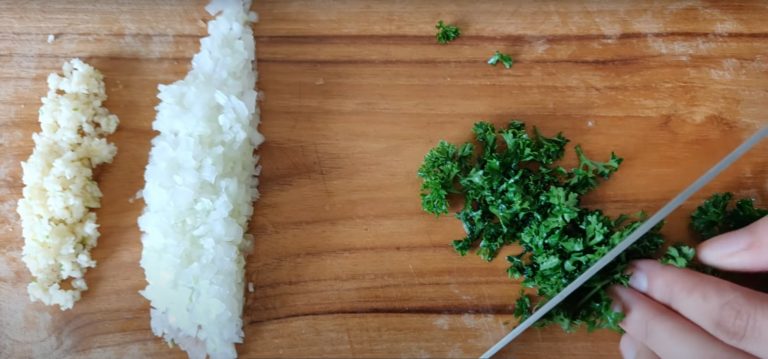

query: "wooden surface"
xmin=2 ymin=0 xmax=768 ymax=358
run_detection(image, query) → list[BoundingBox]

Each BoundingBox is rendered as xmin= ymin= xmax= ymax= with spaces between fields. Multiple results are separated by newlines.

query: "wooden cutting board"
xmin=2 ymin=1 xmax=768 ymax=358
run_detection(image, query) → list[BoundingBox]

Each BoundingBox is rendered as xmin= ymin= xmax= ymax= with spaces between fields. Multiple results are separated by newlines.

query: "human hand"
xmin=610 ymin=216 xmax=768 ymax=359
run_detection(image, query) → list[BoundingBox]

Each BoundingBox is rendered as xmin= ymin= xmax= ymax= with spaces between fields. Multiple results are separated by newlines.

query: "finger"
xmin=610 ymin=285 xmax=752 ymax=359
xmin=620 ymin=334 xmax=659 ymax=359
xmin=628 ymin=260 xmax=768 ymax=358
xmin=698 ymin=216 xmax=768 ymax=271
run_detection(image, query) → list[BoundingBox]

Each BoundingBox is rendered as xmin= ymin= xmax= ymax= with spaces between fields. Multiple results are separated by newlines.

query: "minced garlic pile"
xmin=17 ymin=59 xmax=118 ymax=310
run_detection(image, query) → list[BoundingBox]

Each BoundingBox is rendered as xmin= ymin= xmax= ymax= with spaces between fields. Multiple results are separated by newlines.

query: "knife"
xmin=480 ymin=126 xmax=768 ymax=359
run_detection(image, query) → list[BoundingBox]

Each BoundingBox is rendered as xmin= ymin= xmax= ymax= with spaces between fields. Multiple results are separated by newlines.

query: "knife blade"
xmin=480 ymin=126 xmax=768 ymax=359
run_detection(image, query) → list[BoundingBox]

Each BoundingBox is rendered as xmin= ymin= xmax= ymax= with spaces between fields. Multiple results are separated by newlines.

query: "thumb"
xmin=697 ymin=215 xmax=768 ymax=271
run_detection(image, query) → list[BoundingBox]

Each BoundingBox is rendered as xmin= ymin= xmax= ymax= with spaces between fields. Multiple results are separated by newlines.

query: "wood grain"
xmin=1 ymin=0 xmax=768 ymax=358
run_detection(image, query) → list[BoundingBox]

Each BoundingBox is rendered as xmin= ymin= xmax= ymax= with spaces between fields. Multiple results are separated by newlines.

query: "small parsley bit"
xmin=435 ymin=20 xmax=461 ymax=44
xmin=488 ymin=50 xmax=514 ymax=69
xmin=661 ymin=244 xmax=696 ymax=268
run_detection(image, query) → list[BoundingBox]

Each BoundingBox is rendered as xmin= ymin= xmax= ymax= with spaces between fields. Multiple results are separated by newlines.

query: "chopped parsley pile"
xmin=426 ymin=16 xmax=767 ymax=339
xmin=418 ymin=121 xmax=695 ymax=332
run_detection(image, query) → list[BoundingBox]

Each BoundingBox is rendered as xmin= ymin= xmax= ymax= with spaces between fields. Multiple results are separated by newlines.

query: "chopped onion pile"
xmin=138 ymin=1 xmax=263 ymax=358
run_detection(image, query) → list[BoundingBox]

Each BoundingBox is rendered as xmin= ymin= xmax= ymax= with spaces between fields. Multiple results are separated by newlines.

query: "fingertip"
xmin=697 ymin=216 xmax=768 ymax=271
xmin=608 ymin=284 xmax=627 ymax=296
xmin=609 ymin=284 xmax=636 ymax=306
xmin=607 ymin=285 xmax=624 ymax=313
xmin=628 ymin=259 xmax=660 ymax=271
xmin=697 ymin=231 xmax=748 ymax=263
xmin=621 ymin=334 xmax=661 ymax=359
xmin=612 ymin=285 xmax=750 ymax=359
xmin=620 ymin=335 xmax=638 ymax=359
xmin=627 ymin=260 xmax=659 ymax=293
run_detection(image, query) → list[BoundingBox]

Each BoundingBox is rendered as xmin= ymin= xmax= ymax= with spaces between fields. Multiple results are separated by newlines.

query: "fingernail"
xmin=629 ymin=268 xmax=647 ymax=293
xmin=611 ymin=299 xmax=623 ymax=313
xmin=700 ymin=236 xmax=750 ymax=261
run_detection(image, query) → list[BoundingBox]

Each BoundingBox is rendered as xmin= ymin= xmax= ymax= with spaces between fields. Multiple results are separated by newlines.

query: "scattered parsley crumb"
xmin=435 ymin=20 xmax=461 ymax=44
xmin=488 ymin=50 xmax=514 ymax=69
xmin=660 ymin=244 xmax=695 ymax=268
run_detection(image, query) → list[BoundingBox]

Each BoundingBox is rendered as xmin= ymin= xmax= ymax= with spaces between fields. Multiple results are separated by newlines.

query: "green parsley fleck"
xmin=435 ymin=20 xmax=461 ymax=44
xmin=488 ymin=50 xmax=514 ymax=69
xmin=660 ymin=244 xmax=696 ymax=268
